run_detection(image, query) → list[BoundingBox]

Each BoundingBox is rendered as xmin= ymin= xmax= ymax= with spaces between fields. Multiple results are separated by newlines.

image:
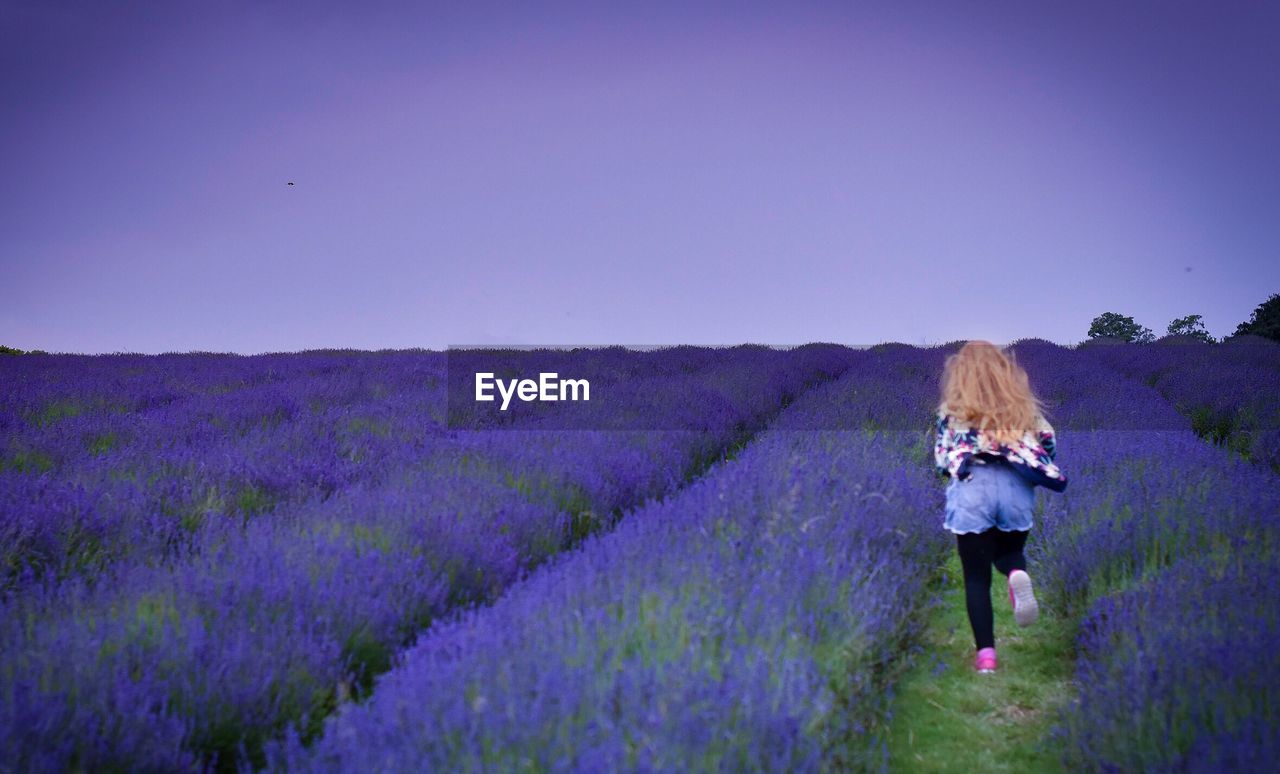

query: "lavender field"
xmin=1 ymin=341 xmax=1277 ymax=772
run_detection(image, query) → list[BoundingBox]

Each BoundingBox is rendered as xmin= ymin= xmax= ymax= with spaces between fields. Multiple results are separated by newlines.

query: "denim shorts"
xmin=944 ymin=459 xmax=1036 ymax=534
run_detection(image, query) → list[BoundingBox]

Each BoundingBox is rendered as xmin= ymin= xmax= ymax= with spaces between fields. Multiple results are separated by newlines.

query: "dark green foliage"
xmin=1165 ymin=314 xmax=1215 ymax=343
xmin=1233 ymin=292 xmax=1280 ymax=341
xmin=0 ymin=344 xmax=24 ymax=355
xmin=88 ymin=433 xmax=119 ymax=456
xmin=6 ymin=448 xmax=55 ymax=473
xmin=1188 ymin=405 xmax=1234 ymax=446
xmin=35 ymin=400 xmax=85 ymax=426
xmin=234 ymin=485 xmax=274 ymax=520
xmin=1087 ymin=312 xmax=1155 ymax=343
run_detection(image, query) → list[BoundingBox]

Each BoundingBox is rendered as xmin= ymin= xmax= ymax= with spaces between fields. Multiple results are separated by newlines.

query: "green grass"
xmin=886 ymin=554 xmax=1076 ymax=772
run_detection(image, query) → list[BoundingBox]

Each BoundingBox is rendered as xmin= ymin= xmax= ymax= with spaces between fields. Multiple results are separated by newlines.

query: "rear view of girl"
xmin=933 ymin=341 xmax=1067 ymax=673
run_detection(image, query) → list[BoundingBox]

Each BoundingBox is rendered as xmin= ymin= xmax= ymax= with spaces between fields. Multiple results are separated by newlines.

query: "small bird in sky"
xmin=287 ymin=182 xmax=295 ymax=186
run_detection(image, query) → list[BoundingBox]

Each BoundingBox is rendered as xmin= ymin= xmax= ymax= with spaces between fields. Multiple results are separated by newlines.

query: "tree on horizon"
xmin=1166 ymin=315 xmax=1215 ymax=343
xmin=1233 ymin=293 xmax=1280 ymax=341
xmin=1087 ymin=312 xmax=1155 ymax=343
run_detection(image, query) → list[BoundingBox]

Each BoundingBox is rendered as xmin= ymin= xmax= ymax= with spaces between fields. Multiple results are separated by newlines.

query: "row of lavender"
xmin=1036 ymin=429 xmax=1279 ymax=769
xmin=1080 ymin=336 xmax=1280 ymax=471
xmin=1062 ymin=552 xmax=1278 ymax=770
xmin=0 ymin=346 xmax=855 ymax=769
xmin=272 ymin=349 xmax=954 ymax=771
xmin=1 ymin=346 xmax=853 ymax=594
xmin=3 ymin=351 xmax=444 ymax=591
xmin=1008 ymin=342 xmax=1280 ymax=770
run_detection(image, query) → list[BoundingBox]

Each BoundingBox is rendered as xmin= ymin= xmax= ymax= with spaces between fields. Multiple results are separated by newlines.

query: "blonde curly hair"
xmin=940 ymin=341 xmax=1043 ymax=445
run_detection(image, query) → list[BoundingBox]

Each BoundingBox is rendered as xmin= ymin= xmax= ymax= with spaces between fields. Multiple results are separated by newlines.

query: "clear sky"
xmin=3 ymin=0 xmax=1278 ymax=353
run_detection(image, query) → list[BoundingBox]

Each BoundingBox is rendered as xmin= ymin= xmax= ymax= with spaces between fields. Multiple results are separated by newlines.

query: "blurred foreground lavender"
xmin=1059 ymin=553 xmax=1279 ymax=771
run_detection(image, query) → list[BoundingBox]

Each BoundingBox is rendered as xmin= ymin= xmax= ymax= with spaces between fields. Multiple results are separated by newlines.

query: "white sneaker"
xmin=1008 ymin=569 xmax=1039 ymax=627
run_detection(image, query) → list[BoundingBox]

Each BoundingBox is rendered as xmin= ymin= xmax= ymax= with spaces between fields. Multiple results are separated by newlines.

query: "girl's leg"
xmin=992 ymin=529 xmax=1029 ymax=577
xmin=956 ymin=530 xmax=997 ymax=650
xmin=994 ymin=529 xmax=1039 ymax=626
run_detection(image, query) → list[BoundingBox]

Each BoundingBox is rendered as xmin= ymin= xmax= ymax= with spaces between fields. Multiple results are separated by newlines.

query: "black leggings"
xmin=956 ymin=529 xmax=1029 ymax=650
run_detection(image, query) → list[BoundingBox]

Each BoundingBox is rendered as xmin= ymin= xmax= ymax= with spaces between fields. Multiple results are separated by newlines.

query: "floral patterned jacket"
xmin=932 ymin=404 xmax=1068 ymax=492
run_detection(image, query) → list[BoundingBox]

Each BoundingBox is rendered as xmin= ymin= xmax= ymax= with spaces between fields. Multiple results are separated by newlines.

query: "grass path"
xmin=885 ymin=554 xmax=1077 ymax=772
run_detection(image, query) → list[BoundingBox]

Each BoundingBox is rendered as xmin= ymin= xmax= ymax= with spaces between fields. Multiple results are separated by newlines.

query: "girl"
xmin=933 ymin=341 xmax=1067 ymax=673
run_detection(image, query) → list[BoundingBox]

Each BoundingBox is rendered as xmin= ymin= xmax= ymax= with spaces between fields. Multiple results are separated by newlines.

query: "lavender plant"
xmin=270 ymin=363 xmax=950 ymax=772
xmin=1081 ymin=339 xmax=1280 ymax=470
xmin=1058 ymin=552 xmax=1279 ymax=771
xmin=0 ymin=346 xmax=854 ymax=769
xmin=1016 ymin=343 xmax=1280 ymax=770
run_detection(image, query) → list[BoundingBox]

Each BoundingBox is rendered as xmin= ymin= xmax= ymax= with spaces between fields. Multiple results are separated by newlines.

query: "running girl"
xmin=933 ymin=341 xmax=1068 ymax=673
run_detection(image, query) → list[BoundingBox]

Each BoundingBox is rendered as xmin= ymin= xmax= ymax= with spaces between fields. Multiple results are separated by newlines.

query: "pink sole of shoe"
xmin=975 ymin=647 xmax=997 ymax=673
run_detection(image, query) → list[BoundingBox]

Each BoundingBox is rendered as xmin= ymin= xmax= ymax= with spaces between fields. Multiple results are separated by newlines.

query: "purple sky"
xmin=3 ymin=0 xmax=1278 ymax=353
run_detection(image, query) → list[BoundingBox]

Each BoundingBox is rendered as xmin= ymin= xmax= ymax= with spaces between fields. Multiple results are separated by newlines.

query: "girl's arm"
xmin=933 ymin=413 xmax=952 ymax=476
xmin=1036 ymin=415 xmax=1057 ymax=460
